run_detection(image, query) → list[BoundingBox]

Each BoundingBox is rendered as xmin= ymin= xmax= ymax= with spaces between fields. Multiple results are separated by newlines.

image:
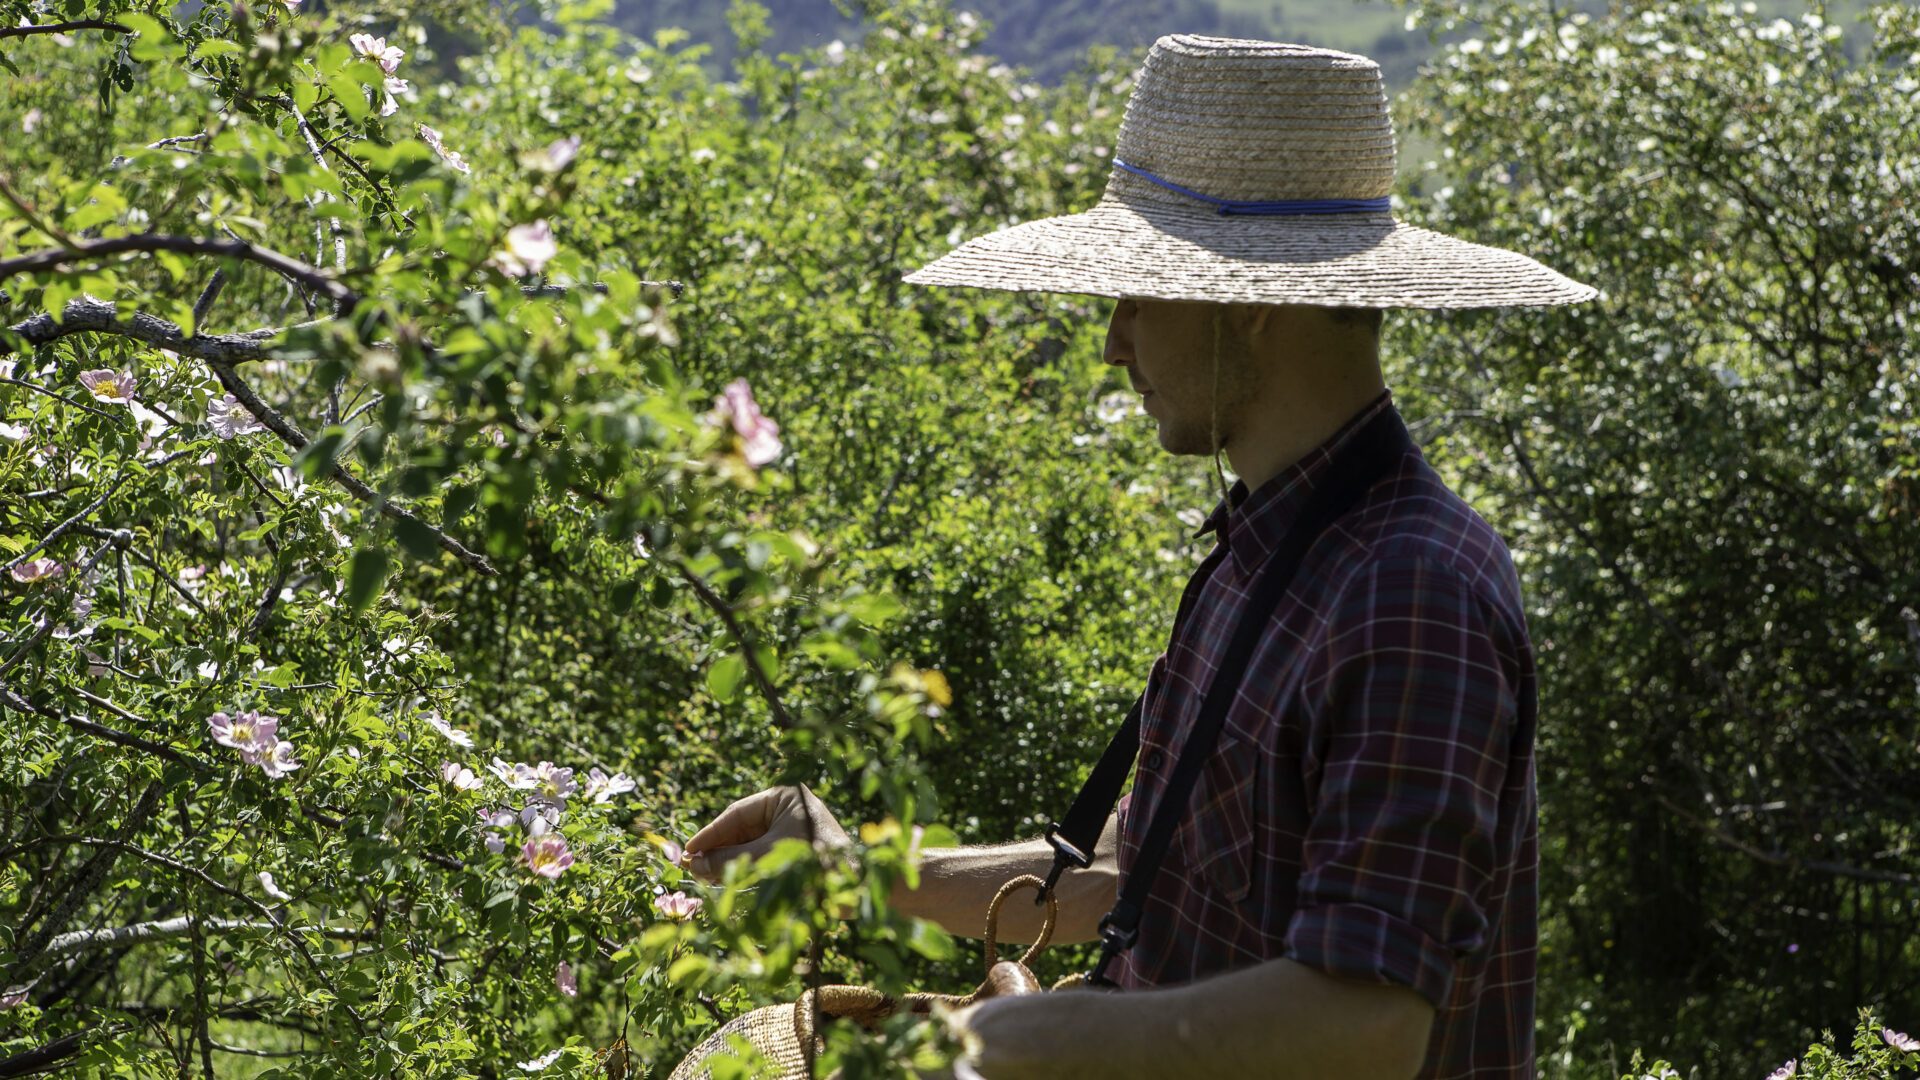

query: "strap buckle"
xmin=1086 ymin=903 xmax=1141 ymax=986
xmin=1037 ymin=823 xmax=1092 ymax=905
xmin=1096 ymin=906 xmax=1140 ymax=953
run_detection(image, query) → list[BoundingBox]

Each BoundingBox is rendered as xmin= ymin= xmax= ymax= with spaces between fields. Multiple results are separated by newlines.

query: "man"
xmin=685 ymin=34 xmax=1595 ymax=1079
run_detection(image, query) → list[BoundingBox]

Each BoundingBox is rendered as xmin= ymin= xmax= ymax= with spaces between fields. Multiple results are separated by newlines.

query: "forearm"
xmin=962 ymin=956 xmax=1433 ymax=1080
xmin=891 ymin=815 xmax=1119 ymax=946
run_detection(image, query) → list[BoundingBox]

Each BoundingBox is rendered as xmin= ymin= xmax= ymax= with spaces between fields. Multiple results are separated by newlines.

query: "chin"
xmin=1153 ymin=424 xmax=1214 ymax=457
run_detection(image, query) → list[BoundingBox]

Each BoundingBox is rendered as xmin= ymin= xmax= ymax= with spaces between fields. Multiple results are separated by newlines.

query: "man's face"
xmin=1103 ymin=297 xmax=1258 ymax=456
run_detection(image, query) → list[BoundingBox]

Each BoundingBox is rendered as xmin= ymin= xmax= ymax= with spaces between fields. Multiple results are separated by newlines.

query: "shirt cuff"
xmin=1284 ymin=902 xmax=1457 ymax=1009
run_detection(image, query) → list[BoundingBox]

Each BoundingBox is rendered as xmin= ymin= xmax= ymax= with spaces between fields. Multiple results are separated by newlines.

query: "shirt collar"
xmin=1190 ymin=390 xmax=1399 ymax=578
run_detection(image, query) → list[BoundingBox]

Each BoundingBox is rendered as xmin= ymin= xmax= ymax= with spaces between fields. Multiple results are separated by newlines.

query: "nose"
xmin=1103 ymin=298 xmax=1135 ymax=368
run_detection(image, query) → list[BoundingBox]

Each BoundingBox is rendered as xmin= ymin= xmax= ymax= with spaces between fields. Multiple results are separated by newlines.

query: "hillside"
xmin=605 ymin=0 xmax=1419 ymax=84
xmin=602 ymin=0 xmax=1899 ymax=85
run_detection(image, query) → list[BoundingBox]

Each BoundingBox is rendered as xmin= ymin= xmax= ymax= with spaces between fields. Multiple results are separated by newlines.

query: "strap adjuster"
xmin=1096 ymin=914 xmax=1140 ymax=953
xmin=1037 ymin=823 xmax=1092 ymax=904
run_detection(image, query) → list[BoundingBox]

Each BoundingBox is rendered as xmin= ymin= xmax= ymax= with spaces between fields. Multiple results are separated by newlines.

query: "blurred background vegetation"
xmin=2 ymin=0 xmax=1915 ymax=1075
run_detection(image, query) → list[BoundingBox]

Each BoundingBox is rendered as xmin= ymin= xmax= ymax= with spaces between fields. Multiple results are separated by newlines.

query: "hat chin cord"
xmin=1210 ymin=308 xmax=1231 ymax=504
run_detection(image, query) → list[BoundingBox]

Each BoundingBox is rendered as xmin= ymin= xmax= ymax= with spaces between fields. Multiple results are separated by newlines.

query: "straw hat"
xmin=903 ymin=35 xmax=1597 ymax=309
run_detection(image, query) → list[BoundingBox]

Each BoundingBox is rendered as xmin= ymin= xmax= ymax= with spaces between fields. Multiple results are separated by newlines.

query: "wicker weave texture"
xmin=904 ymin=34 xmax=1598 ymax=309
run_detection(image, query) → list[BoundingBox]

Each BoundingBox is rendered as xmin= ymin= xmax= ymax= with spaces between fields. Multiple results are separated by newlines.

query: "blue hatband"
xmin=1112 ymin=158 xmax=1391 ymax=216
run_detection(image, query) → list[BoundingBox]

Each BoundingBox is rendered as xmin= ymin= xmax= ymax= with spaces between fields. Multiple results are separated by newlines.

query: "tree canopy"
xmin=0 ymin=0 xmax=1916 ymax=1077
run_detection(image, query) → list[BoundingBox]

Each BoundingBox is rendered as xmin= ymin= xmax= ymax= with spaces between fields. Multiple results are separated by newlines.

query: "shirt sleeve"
xmin=1282 ymin=556 xmax=1520 ymax=1009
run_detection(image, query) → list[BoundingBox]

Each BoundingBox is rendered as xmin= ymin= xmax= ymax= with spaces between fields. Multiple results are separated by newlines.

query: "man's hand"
xmin=681 ymin=784 xmax=852 ymax=883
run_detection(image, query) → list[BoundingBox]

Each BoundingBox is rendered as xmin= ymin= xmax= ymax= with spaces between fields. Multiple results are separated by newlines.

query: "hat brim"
xmin=902 ymin=198 xmax=1598 ymax=309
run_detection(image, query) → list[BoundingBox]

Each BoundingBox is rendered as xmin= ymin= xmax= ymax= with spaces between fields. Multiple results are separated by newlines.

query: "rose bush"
xmin=3 ymin=0 xmax=1917 ymax=1077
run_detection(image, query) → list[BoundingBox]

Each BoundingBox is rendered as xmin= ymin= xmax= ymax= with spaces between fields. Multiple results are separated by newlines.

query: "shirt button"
xmin=1144 ymin=749 xmax=1166 ymax=771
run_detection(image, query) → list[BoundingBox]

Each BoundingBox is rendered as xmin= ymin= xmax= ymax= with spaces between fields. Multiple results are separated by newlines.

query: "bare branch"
xmin=4 ymin=473 xmax=136 ymax=573
xmin=0 ymin=543 xmax=112 ymax=680
xmin=28 ymin=837 xmax=366 ymax=1024
xmin=286 ymin=102 xmax=348 ymax=275
xmin=4 ymin=782 xmax=164 ymax=986
xmin=0 ymin=234 xmax=356 ymax=307
xmin=192 ymin=268 xmax=228 ymax=327
xmin=0 ymin=689 xmax=209 ymax=775
xmin=42 ymin=917 xmax=382 ymax=962
xmin=671 ymin=559 xmax=797 ymax=730
xmin=205 ymin=360 xmax=498 ymax=576
xmin=1653 ymin=792 xmax=1920 ymax=887
xmin=5 ymin=286 xmax=679 ymax=366
xmin=209 ymin=1041 xmax=311 ymax=1059
xmin=149 ymin=133 xmax=209 ymax=151
xmin=0 ymin=19 xmax=131 ymax=41
xmin=0 ymin=1028 xmax=123 ymax=1079
xmin=72 ymin=525 xmax=211 ymax=617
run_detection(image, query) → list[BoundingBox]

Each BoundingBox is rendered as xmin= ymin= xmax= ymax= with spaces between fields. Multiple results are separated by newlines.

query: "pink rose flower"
xmin=520 ymin=802 xmax=561 ymax=836
xmin=418 ymin=124 xmax=471 ymax=174
xmin=521 ymin=834 xmax=574 ymax=879
xmin=207 ymin=393 xmax=265 ymax=438
xmin=208 ymin=711 xmax=278 ymax=753
xmin=9 ymin=559 xmax=64 ymax=583
xmin=654 ymin=891 xmax=702 ymax=920
xmin=711 ymin=378 xmax=781 ymax=467
xmin=1765 ymin=1060 xmax=1796 ymax=1080
xmin=492 ymin=220 xmax=557 ymax=277
xmin=440 ymin=762 xmax=483 ymax=790
xmin=581 ymin=767 xmax=635 ymax=804
xmin=424 ymin=711 xmax=474 ymax=748
xmin=1885 ymin=1028 xmax=1920 ymax=1053
xmin=259 ymin=871 xmax=293 ymax=902
xmin=349 ymin=33 xmax=404 ymax=74
xmin=526 ymin=135 xmax=580 ymax=172
xmin=78 ymin=368 xmax=136 ymax=404
xmin=244 ymin=737 xmax=302 ymax=779
xmin=381 ymin=76 xmax=409 ymax=117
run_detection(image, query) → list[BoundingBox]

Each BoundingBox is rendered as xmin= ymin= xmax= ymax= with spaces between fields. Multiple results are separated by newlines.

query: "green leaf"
xmin=841 ymin=591 xmax=904 ymax=626
xmin=295 ymin=427 xmax=348 ymax=480
xmin=610 ymin=580 xmax=640 ymax=613
xmin=906 ymin=918 xmax=956 ymax=962
xmin=119 ymin=14 xmax=177 ymax=64
xmin=292 ymin=73 xmax=320 ymax=114
xmin=392 ymin=517 xmax=441 ymax=561
xmin=800 ymin=637 xmax=861 ymax=669
xmin=191 ymin=39 xmax=244 ymax=60
xmin=706 ymin=653 xmax=746 ymax=702
xmin=325 ymin=71 xmax=369 ymax=122
xmin=345 ymin=548 xmax=392 ymax=613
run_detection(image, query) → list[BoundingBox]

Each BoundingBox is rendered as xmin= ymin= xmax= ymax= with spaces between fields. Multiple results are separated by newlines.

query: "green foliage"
xmin=1 ymin=0 xmax=1916 ymax=1076
xmin=1388 ymin=0 xmax=1920 ymax=1074
xmin=1618 ymin=1009 xmax=1920 ymax=1079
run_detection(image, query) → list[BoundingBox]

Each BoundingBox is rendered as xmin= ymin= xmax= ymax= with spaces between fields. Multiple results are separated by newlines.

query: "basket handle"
xmin=982 ymin=874 xmax=1057 ymax=971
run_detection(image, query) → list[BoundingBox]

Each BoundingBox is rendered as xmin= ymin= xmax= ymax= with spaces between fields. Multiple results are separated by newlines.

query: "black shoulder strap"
xmin=1035 ymin=406 xmax=1415 ymax=986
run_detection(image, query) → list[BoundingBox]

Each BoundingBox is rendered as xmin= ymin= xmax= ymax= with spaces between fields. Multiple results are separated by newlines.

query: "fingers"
xmin=685 ymin=837 xmax=770 ymax=883
xmin=683 ymin=789 xmax=781 ymax=858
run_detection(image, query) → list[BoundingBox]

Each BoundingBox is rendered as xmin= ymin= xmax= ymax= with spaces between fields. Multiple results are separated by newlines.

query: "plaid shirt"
xmin=1114 ymin=392 xmax=1539 ymax=1079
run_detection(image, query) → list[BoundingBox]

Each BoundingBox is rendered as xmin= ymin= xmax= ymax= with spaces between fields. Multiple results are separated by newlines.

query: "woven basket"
xmin=669 ymin=875 xmax=1061 ymax=1080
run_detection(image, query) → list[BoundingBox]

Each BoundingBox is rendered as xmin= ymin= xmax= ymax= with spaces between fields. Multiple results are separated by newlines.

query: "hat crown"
xmin=1107 ymin=35 xmax=1398 ymax=209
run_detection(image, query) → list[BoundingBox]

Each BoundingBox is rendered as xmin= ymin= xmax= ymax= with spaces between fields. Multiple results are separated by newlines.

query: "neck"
xmin=1222 ymin=350 xmax=1386 ymax=492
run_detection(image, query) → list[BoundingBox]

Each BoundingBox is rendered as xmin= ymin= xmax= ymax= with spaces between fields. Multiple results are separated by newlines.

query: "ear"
xmin=1241 ymin=302 xmax=1280 ymax=339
